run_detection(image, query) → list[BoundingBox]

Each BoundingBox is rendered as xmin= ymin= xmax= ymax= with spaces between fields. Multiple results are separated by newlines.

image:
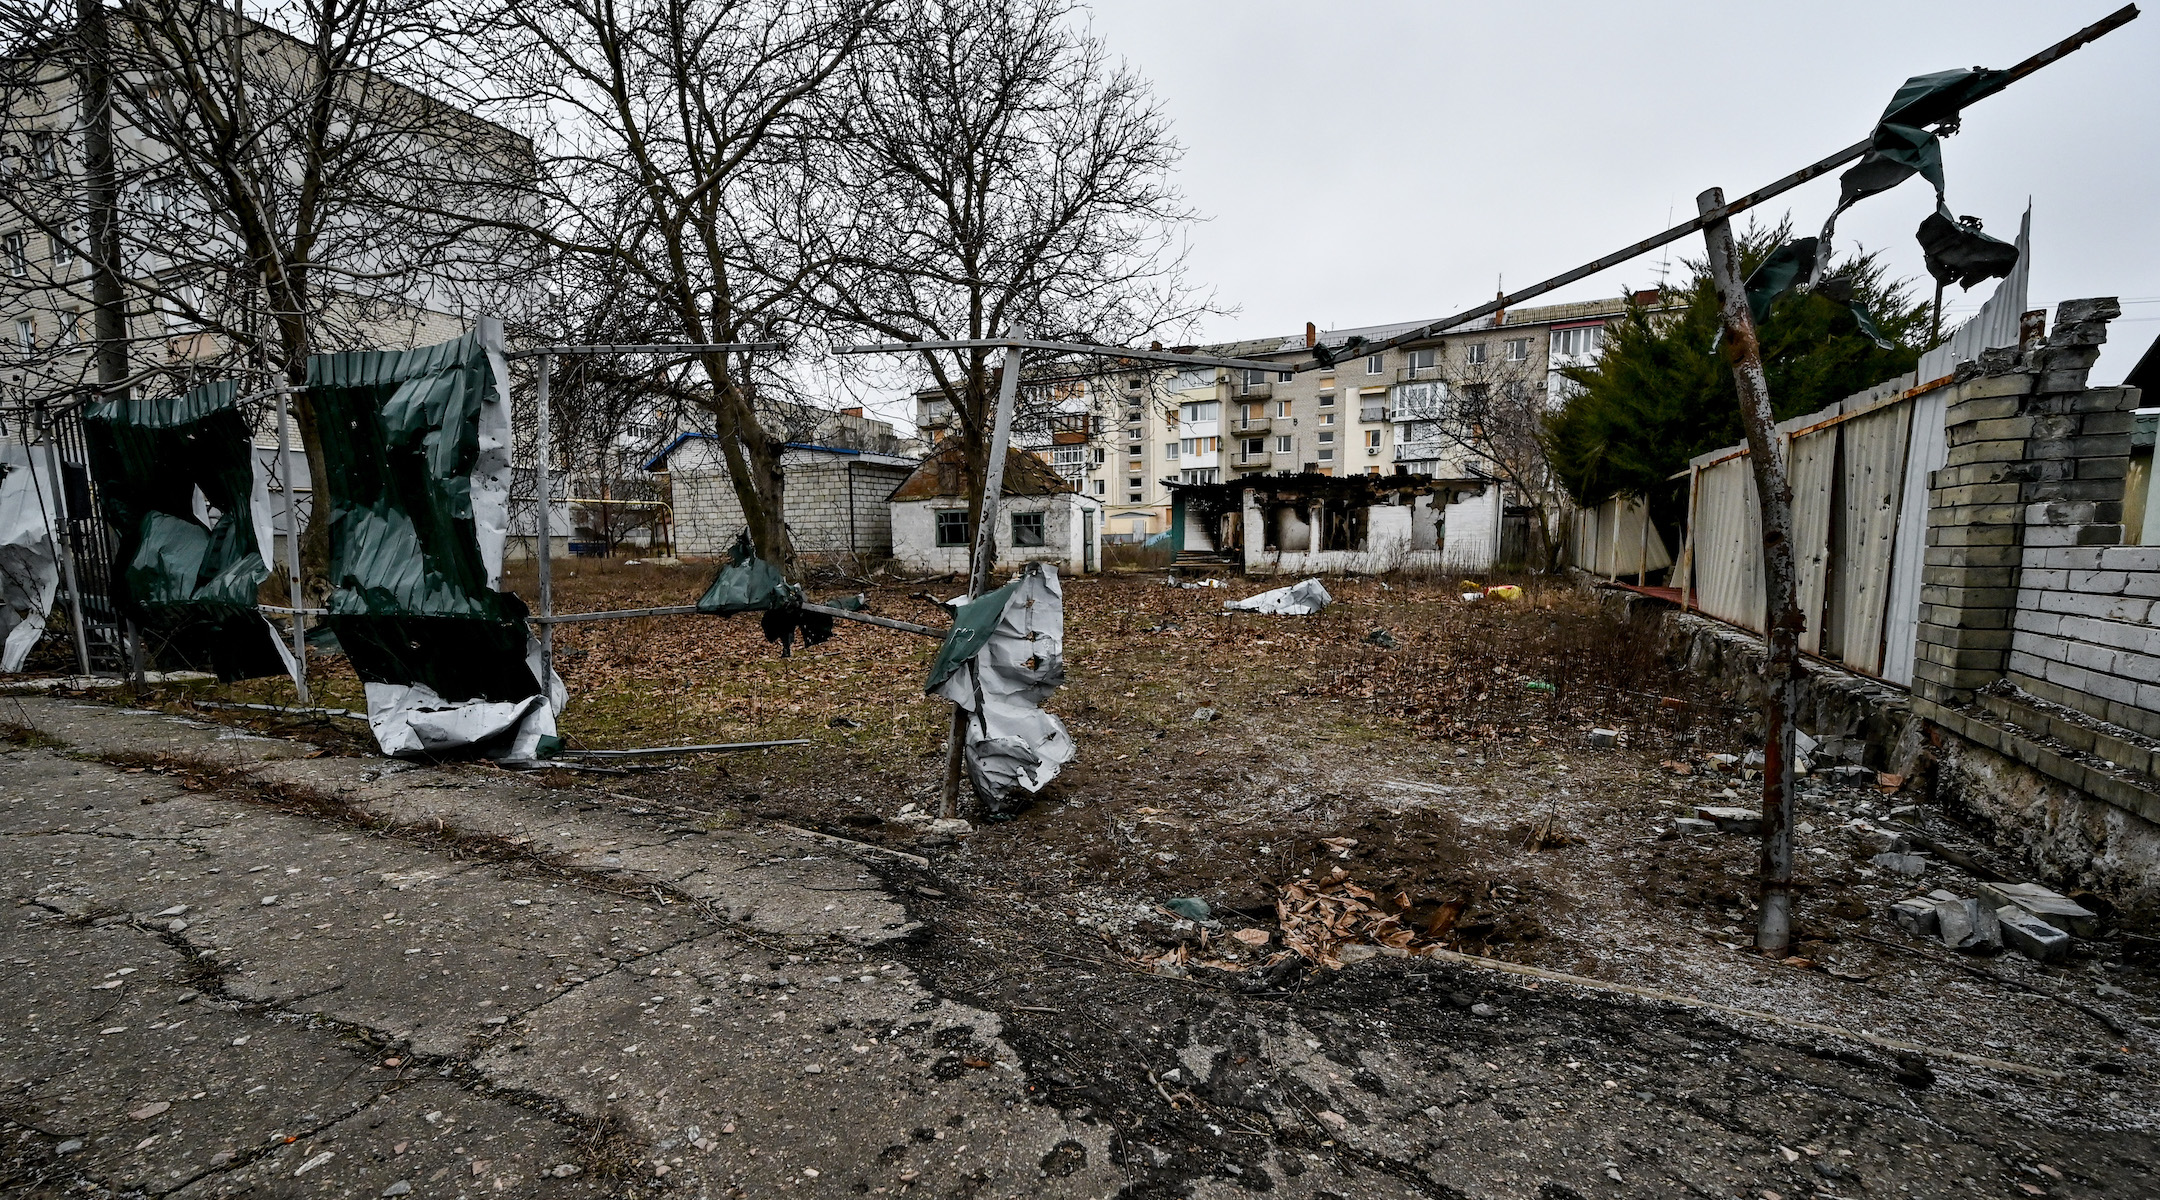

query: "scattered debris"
xmin=1587 ymin=728 xmax=1619 ymax=749
xmin=1995 ymin=906 xmax=2069 ymax=962
xmin=1161 ymin=897 xmax=1212 ymax=923
xmin=1693 ymin=805 xmax=1763 ymax=835
xmin=1190 ymin=707 xmax=1220 ymax=722
xmin=1224 ymin=578 xmax=1332 ymax=616
xmin=1363 ymin=628 xmax=1400 ymax=650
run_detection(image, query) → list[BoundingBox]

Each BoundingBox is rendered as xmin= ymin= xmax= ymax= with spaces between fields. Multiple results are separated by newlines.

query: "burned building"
xmin=1166 ymin=472 xmax=1503 ymax=575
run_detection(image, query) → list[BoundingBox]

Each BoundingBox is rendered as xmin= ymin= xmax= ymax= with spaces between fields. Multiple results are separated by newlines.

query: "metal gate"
xmin=32 ymin=402 xmax=126 ymax=671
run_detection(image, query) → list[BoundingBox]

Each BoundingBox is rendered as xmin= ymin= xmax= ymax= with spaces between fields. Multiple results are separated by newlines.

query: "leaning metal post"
xmin=940 ymin=347 xmax=1024 ymax=819
xmin=276 ymin=393 xmax=311 ymax=703
xmin=534 ymin=355 xmax=555 ymax=683
xmin=1698 ymin=187 xmax=1804 ymax=958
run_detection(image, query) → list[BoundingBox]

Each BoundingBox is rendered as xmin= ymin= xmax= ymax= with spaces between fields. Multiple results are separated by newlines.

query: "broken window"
xmin=1010 ymin=510 xmax=1046 ymax=547
xmin=935 ymin=509 xmax=970 ymax=547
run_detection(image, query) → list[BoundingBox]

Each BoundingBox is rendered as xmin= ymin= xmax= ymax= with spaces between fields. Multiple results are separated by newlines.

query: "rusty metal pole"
xmin=939 ymin=346 xmax=1024 ymax=819
xmin=1698 ymin=187 xmax=1804 ymax=958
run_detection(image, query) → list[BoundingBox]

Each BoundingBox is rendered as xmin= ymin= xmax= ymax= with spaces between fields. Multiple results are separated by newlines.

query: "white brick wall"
xmin=669 ymin=452 xmax=911 ymax=561
xmin=2011 ymin=527 xmax=2160 ymax=734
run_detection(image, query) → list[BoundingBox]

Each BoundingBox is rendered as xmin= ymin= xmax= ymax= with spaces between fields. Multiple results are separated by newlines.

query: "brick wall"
xmin=671 ymin=455 xmax=911 ymax=561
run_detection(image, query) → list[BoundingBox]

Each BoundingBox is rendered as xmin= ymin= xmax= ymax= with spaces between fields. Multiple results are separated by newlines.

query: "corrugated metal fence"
xmin=1675 ymin=372 xmax=1945 ymax=685
xmin=1566 ymin=495 xmax=1673 ymax=580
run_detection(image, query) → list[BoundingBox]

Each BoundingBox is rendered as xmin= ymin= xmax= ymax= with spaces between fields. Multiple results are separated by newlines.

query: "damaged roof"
xmin=889 ymin=441 xmax=1077 ymax=502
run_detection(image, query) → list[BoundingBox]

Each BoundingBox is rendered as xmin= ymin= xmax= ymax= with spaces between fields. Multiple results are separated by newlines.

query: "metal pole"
xmin=941 ymin=347 xmax=1025 ymax=818
xmin=1700 ymin=186 xmax=1803 ymax=959
xmin=534 ymin=354 xmax=554 ymax=680
xmin=276 ymin=394 xmax=310 ymax=703
xmin=1637 ymin=499 xmax=1650 ymax=587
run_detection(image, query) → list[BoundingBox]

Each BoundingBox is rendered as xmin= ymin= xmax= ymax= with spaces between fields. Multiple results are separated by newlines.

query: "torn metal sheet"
xmin=696 ymin=532 xmax=833 ymax=654
xmin=1224 ymin=578 xmax=1333 ymax=616
xmin=928 ymin=564 xmax=1072 ymax=813
xmin=309 ymin=318 xmax=560 ymax=760
xmin=81 ymin=381 xmax=295 ymax=683
xmin=0 ymin=440 xmax=63 ymax=671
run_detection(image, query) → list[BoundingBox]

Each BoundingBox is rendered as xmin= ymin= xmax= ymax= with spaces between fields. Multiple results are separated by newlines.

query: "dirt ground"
xmin=29 ymin=563 xmax=2160 ymax=1197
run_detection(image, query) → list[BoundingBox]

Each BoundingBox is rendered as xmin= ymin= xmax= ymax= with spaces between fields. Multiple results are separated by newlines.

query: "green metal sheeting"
xmin=308 ymin=331 xmax=540 ymax=704
xmin=923 ymin=577 xmax=1021 ymax=693
xmin=82 ymin=381 xmax=287 ymax=681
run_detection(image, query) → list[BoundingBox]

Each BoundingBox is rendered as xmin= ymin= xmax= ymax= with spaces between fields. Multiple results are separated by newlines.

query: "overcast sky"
xmin=1077 ymin=0 xmax=2160 ymax=384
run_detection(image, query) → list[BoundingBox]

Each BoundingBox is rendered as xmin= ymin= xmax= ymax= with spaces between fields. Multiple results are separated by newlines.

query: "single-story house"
xmin=646 ymin=434 xmax=916 ymax=562
xmin=1166 ymin=472 xmax=1503 ymax=574
xmin=890 ymin=442 xmax=1104 ymax=575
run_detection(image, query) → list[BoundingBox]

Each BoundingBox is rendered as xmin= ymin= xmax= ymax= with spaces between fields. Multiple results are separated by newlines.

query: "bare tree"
xmin=813 ymin=0 xmax=1201 ymax=572
xmin=1426 ymin=344 xmax=1566 ymax=569
xmin=456 ymin=0 xmax=886 ymax=574
xmin=0 ymin=0 xmax=537 ymax=581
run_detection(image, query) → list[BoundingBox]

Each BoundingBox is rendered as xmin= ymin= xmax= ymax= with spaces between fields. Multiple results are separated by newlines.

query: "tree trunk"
xmin=1697 ymin=187 xmax=1804 ymax=958
xmin=699 ymin=356 xmax=792 ymax=574
xmin=75 ymin=0 xmax=128 ymax=396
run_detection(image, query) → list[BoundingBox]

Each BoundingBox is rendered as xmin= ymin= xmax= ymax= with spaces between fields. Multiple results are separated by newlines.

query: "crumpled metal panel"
xmin=0 ymin=440 xmax=62 ymax=671
xmin=929 ymin=564 xmax=1072 ymax=812
xmin=308 ymin=320 xmax=558 ymax=759
xmin=82 ymin=380 xmax=292 ymax=682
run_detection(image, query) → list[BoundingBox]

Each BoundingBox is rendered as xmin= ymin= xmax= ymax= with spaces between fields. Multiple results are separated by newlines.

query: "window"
xmin=30 ymin=132 xmax=55 ymax=174
xmin=1275 ymin=400 xmax=1291 ymax=417
xmin=1092 ymin=447 xmax=1105 ymax=465
xmin=1278 ymin=371 xmax=1292 ymax=382
xmin=1318 ymin=447 xmax=1335 ymax=462
xmin=1408 ymin=348 xmax=1436 ymax=371
xmin=1505 ymin=338 xmax=1531 ymax=362
xmin=1242 ymin=437 xmax=1264 ymax=456
xmin=1275 ymin=436 xmax=1293 ymax=453
xmin=1461 ymin=382 xmax=1491 ymax=411
xmin=1365 ymin=353 xmax=1384 ymax=375
xmin=1128 ymin=492 xmax=1143 ymax=503
xmin=934 ymin=510 xmax=970 ymax=547
xmin=14 ymin=317 xmax=33 ymax=353
xmin=63 ymin=310 xmax=83 ymax=344
xmin=1165 ymin=442 xmax=1179 ymax=461
xmin=1365 ymin=429 xmax=1382 ymax=449
xmin=1463 ymin=342 xmax=1487 ymax=365
xmin=1552 ymin=325 xmax=1604 ymax=357
xmin=1179 ymin=400 xmax=1219 ymax=423
xmin=1240 ymin=368 xmax=1267 ymax=394
xmin=1011 ymin=510 xmax=1046 ymax=547
xmin=1367 ymin=465 xmax=1381 ymax=475
xmin=1051 ymin=445 xmax=1084 ymax=475
xmin=1320 ymin=412 xmax=1335 ymax=426
xmin=1316 ymin=430 xmax=1334 ymax=445
xmin=1093 ymin=479 xmax=1105 ymax=495
xmin=1318 ymin=391 xmax=1335 ymax=407
xmin=2 ymin=233 xmax=24 ymax=277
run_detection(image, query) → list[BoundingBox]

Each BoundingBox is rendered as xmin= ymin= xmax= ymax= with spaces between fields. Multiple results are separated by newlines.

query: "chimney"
xmin=841 ymin=406 xmax=863 ymax=418
xmin=1632 ymin=288 xmax=1661 ymax=308
xmin=1305 ymin=322 xmax=1317 ymax=348
xmin=1493 ymin=289 xmax=1507 ymax=327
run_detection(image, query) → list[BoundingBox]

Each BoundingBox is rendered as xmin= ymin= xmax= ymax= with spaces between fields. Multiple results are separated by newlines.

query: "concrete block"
xmin=1889 ymin=898 xmax=1939 ymax=938
xmin=1870 ymin=852 xmax=1929 ymax=877
xmin=1691 ymin=805 xmax=1761 ymax=834
xmin=1971 ymin=882 xmax=2101 ymax=938
xmin=1996 ymin=906 xmax=2071 ymax=962
xmin=1671 ymin=817 xmax=1719 ymax=838
xmin=1934 ymin=897 xmax=2003 ymax=954
xmin=1949 ymin=373 xmax=2036 ymax=401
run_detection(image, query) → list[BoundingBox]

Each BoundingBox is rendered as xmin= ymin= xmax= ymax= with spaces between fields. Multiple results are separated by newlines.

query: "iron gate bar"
xmin=505 ymin=342 xmax=784 ymax=359
xmin=558 ymin=739 xmax=811 ymax=758
xmin=1273 ymin=4 xmax=2139 ymax=373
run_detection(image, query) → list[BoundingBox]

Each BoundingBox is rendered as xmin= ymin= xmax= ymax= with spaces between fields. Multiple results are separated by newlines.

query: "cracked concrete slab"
xmin=473 ymin=933 xmax=1119 ymax=1197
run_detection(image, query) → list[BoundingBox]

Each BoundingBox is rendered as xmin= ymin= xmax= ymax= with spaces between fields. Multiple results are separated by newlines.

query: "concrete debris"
xmin=1870 ymin=852 xmax=1930 ymax=877
xmin=1191 ymin=707 xmax=1221 ymax=722
xmin=1587 ymin=728 xmax=1619 ymax=750
xmin=1363 ymin=628 xmax=1400 ymax=650
xmin=1995 ymin=906 xmax=2070 ymax=962
xmin=1973 ymin=881 xmax=2100 ymax=938
xmin=1934 ymin=897 xmax=2003 ymax=955
xmin=1889 ymin=898 xmax=1938 ymax=938
xmin=1672 ymin=818 xmax=1719 ymax=837
xmin=1223 ymin=578 xmax=1331 ymax=616
xmin=1692 ymin=805 xmax=1763 ymax=835
xmin=1162 ymin=897 xmax=1212 ymax=923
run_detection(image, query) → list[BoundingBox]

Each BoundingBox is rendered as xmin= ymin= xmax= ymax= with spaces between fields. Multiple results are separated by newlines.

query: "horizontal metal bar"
xmin=193 ymin=699 xmax=366 ymax=720
xmin=800 ymin=602 xmax=946 ymax=639
xmin=531 ymin=604 xmax=702 ymax=625
xmin=836 ymin=338 xmax=1292 ymax=374
xmin=507 ymin=342 xmax=785 ymax=359
xmin=1283 ymin=4 xmax=2139 ymax=373
xmin=559 ymin=739 xmax=810 ymax=758
xmin=531 ymin=601 xmax=946 ymax=639
xmin=257 ymin=604 xmax=329 ymax=616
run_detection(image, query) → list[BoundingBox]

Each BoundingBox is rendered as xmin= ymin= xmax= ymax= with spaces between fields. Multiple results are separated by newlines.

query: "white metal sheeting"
xmin=1882 ymin=387 xmax=1949 ymax=686
xmin=0 ymin=441 xmax=63 ymax=672
xmin=1826 ymin=401 xmax=1912 ymax=675
xmin=1565 ymin=495 xmax=1673 ymax=578
xmin=1688 ymin=457 xmax=1763 ymax=631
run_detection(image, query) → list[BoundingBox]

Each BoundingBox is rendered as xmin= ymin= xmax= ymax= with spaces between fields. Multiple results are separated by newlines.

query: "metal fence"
xmin=1564 ymin=494 xmax=1673 ymax=580
xmin=1674 ymin=371 xmax=1948 ymax=686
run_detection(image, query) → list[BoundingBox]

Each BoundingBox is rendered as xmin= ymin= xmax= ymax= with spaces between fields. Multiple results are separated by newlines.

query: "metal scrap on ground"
xmin=1224 ymin=578 xmax=1332 ymax=616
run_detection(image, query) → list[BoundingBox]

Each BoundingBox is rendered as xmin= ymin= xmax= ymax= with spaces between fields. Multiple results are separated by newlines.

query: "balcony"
xmin=1232 ymin=451 xmax=1272 ymax=469
xmin=1234 ymin=382 xmax=1273 ymax=401
xmin=1359 ymin=406 xmax=1389 ymax=423
xmin=1233 ymin=415 xmax=1282 ymax=435
xmin=1396 ymin=365 xmax=1441 ymax=383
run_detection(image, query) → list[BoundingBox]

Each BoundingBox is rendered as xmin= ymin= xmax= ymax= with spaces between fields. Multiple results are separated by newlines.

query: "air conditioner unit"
xmin=1366 ymin=447 xmax=1381 ymax=456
